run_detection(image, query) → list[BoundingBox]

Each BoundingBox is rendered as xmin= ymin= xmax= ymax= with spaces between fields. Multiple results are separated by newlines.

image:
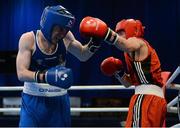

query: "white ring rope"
xmin=0 ymin=85 xmax=135 ymax=91
xmin=167 ymin=107 xmax=178 ymax=113
xmin=0 ymin=66 xmax=179 ymax=113
xmin=167 ymin=96 xmax=178 ymax=108
xmin=0 ymin=84 xmax=180 ymax=91
xmin=166 ymin=66 xmax=180 ymax=88
xmin=0 ymin=85 xmax=132 ymax=113
xmin=0 ymin=107 xmax=129 ymax=113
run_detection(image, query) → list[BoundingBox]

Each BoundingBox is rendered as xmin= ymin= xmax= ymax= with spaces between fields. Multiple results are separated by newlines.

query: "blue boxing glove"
xmin=35 ymin=66 xmax=73 ymax=89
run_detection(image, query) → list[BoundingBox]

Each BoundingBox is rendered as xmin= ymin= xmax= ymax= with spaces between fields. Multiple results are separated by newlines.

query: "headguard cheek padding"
xmin=115 ymin=19 xmax=144 ymax=39
xmin=40 ymin=5 xmax=75 ymax=42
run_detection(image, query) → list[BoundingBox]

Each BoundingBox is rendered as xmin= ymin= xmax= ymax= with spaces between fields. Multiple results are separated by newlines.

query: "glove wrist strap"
xmin=35 ymin=70 xmax=46 ymax=83
xmin=114 ymin=71 xmax=124 ymax=79
xmin=104 ymin=28 xmax=119 ymax=45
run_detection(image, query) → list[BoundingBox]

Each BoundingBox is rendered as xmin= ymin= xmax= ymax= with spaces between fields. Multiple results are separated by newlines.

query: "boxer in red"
xmin=80 ymin=16 xmax=167 ymax=127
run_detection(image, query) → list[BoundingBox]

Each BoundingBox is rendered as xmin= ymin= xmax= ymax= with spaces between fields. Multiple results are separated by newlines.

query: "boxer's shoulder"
xmin=19 ymin=31 xmax=35 ymax=50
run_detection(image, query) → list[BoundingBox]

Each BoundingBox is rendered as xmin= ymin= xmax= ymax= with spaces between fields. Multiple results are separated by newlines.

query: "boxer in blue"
xmin=16 ymin=5 xmax=99 ymax=127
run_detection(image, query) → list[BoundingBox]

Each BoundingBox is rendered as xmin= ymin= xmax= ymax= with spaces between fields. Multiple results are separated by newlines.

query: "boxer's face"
xmin=117 ymin=30 xmax=126 ymax=39
xmin=51 ymin=25 xmax=68 ymax=44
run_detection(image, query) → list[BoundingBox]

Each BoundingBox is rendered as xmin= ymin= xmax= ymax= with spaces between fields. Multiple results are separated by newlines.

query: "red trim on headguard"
xmin=115 ymin=19 xmax=144 ymax=39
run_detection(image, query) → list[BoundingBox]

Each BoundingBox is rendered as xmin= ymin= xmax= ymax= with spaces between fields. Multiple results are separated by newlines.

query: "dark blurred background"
xmin=0 ymin=0 xmax=179 ymax=127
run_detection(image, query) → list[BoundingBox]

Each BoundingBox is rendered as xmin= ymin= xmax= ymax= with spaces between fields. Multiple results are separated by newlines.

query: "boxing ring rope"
xmin=166 ymin=66 xmax=180 ymax=114
xmin=0 ymin=85 xmax=135 ymax=91
xmin=0 ymin=107 xmax=129 ymax=113
xmin=166 ymin=66 xmax=180 ymax=88
xmin=0 ymin=66 xmax=179 ymax=114
xmin=0 ymin=85 xmax=132 ymax=113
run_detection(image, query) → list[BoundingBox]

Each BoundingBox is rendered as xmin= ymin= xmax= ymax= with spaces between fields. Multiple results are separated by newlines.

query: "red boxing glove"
xmin=100 ymin=57 xmax=123 ymax=76
xmin=80 ymin=16 xmax=119 ymax=45
xmin=79 ymin=16 xmax=108 ymax=39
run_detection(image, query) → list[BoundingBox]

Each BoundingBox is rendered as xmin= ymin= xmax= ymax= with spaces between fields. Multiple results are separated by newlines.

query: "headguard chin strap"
xmin=40 ymin=5 xmax=75 ymax=42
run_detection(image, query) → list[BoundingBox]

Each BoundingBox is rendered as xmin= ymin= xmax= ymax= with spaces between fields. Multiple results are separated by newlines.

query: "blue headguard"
xmin=40 ymin=5 xmax=75 ymax=42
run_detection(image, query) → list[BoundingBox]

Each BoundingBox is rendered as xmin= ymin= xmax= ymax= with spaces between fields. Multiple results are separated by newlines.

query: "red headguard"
xmin=115 ymin=19 xmax=144 ymax=39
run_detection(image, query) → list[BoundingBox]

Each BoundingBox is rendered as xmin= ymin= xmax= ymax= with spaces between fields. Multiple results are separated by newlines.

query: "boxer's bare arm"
xmin=63 ymin=31 xmax=94 ymax=61
xmin=115 ymin=36 xmax=148 ymax=61
xmin=16 ymin=32 xmax=36 ymax=82
xmin=114 ymin=37 xmax=143 ymax=52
